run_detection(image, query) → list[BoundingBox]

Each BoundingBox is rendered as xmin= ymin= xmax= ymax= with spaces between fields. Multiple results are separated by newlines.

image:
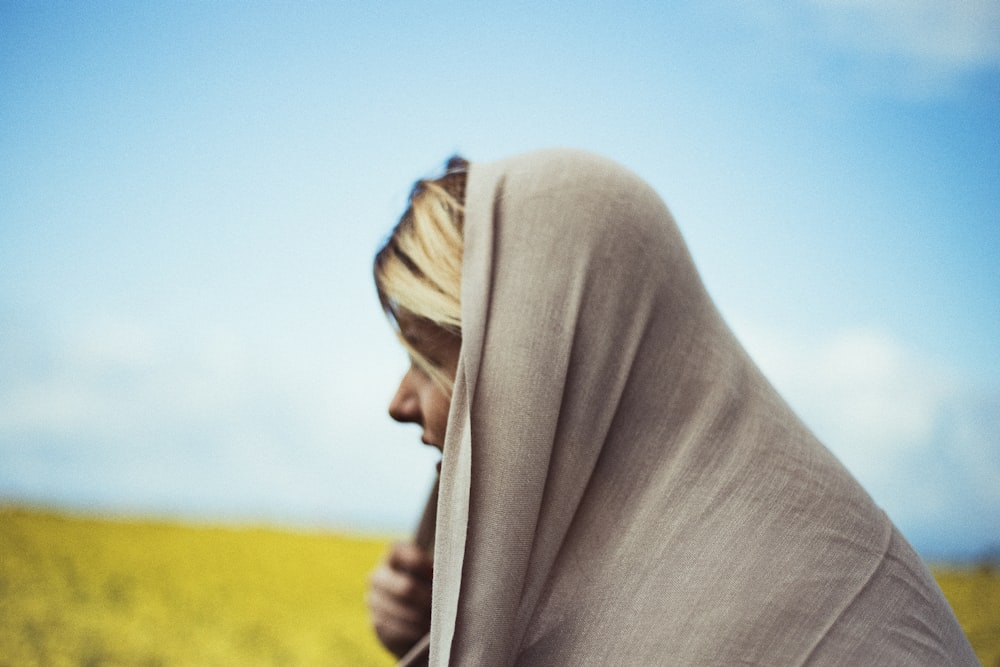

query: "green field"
xmin=1 ymin=506 xmax=996 ymax=666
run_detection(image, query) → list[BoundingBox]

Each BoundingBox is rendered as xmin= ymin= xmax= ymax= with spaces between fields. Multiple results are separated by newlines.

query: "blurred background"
xmin=2 ymin=1 xmax=997 ymax=562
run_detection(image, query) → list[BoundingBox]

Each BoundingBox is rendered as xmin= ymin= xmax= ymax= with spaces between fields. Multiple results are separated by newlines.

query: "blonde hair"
xmin=374 ymin=157 xmax=467 ymax=390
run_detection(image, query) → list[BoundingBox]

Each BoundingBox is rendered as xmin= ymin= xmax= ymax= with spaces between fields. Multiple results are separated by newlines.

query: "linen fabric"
xmin=407 ymin=149 xmax=975 ymax=666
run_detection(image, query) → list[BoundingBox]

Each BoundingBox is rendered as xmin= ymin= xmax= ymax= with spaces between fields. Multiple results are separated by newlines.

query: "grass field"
xmin=1 ymin=506 xmax=997 ymax=666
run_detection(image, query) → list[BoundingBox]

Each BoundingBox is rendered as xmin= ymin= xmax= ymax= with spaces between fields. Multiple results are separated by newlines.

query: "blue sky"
xmin=1 ymin=1 xmax=997 ymax=560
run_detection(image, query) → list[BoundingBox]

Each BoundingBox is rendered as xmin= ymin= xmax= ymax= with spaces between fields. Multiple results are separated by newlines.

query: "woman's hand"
xmin=367 ymin=541 xmax=434 ymax=657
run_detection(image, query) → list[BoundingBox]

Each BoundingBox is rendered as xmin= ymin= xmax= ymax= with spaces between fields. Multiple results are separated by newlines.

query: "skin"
xmin=368 ymin=321 xmax=460 ymax=657
xmin=367 ymin=541 xmax=434 ymax=657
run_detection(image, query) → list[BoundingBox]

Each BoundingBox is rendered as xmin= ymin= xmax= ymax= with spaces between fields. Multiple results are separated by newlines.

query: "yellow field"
xmin=934 ymin=567 xmax=1000 ymax=666
xmin=1 ymin=506 xmax=997 ymax=666
xmin=0 ymin=507 xmax=396 ymax=666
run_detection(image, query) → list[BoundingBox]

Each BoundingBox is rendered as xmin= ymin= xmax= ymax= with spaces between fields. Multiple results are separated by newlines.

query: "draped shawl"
xmin=404 ymin=149 xmax=975 ymax=666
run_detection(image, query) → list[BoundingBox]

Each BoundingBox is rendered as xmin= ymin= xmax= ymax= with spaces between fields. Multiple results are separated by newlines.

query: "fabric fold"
xmin=420 ymin=148 xmax=975 ymax=666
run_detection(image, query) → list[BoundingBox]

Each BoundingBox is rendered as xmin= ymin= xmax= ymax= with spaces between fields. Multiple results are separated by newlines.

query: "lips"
xmin=421 ymin=437 xmax=443 ymax=452
xmin=423 ymin=438 xmax=443 ymax=472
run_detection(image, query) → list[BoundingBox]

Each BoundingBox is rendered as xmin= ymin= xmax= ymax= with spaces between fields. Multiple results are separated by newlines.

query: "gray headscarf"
xmin=408 ymin=149 xmax=974 ymax=666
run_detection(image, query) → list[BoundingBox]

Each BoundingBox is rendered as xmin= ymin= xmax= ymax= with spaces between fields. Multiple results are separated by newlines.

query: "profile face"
xmin=387 ymin=319 xmax=461 ymax=456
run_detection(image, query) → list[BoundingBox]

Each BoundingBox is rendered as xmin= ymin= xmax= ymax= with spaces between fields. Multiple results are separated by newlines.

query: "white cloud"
xmin=736 ymin=324 xmax=956 ymax=455
xmin=812 ymin=0 xmax=1000 ymax=68
xmin=809 ymin=0 xmax=1000 ymax=96
xmin=0 ymin=312 xmax=433 ymax=532
xmin=734 ymin=320 xmax=1000 ymax=554
xmin=73 ymin=316 xmax=162 ymax=370
xmin=726 ymin=0 xmax=1000 ymax=99
xmin=814 ymin=328 xmax=957 ymax=447
xmin=0 ymin=317 xmax=256 ymax=440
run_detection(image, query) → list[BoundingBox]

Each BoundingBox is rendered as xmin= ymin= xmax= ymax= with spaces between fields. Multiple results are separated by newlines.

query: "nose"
xmin=388 ymin=366 xmax=422 ymax=424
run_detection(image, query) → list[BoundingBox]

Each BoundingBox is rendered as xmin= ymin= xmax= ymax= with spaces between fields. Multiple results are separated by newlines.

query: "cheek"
xmin=429 ymin=390 xmax=454 ymax=432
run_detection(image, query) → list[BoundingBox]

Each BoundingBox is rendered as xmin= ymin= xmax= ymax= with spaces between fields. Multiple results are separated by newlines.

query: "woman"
xmin=367 ymin=149 xmax=976 ymax=665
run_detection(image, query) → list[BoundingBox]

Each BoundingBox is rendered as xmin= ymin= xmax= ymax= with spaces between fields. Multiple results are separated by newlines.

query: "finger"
xmin=388 ymin=542 xmax=434 ymax=582
xmin=367 ymin=589 xmax=431 ymax=628
xmin=369 ymin=565 xmax=433 ymax=609
xmin=371 ymin=615 xmax=428 ymax=658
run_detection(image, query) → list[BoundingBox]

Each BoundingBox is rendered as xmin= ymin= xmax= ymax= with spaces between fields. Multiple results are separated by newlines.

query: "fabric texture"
xmin=410 ymin=149 xmax=975 ymax=666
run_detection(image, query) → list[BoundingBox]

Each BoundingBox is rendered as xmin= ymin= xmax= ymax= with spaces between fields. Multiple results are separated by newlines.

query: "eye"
xmin=407 ymin=356 xmax=434 ymax=379
xmin=408 ymin=339 xmax=447 ymax=370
